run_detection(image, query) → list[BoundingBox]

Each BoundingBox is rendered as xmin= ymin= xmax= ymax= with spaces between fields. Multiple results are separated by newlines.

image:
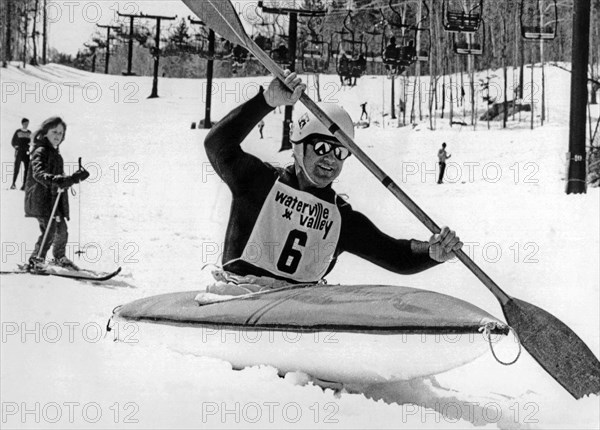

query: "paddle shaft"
xmin=245 ymin=38 xmax=512 ymax=305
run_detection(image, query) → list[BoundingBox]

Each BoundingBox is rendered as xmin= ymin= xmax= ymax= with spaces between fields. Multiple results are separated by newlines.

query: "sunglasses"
xmin=309 ymin=140 xmax=352 ymax=161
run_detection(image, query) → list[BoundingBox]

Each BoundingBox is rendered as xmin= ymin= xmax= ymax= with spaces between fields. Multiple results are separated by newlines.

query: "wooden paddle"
xmin=182 ymin=0 xmax=600 ymax=399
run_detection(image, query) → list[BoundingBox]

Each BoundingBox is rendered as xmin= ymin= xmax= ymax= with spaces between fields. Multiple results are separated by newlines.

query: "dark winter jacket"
xmin=204 ymin=89 xmax=439 ymax=283
xmin=11 ymin=129 xmax=31 ymax=152
xmin=24 ymin=137 xmax=70 ymax=220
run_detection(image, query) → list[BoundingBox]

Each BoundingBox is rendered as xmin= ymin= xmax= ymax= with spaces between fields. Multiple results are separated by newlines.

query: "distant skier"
xmin=10 ymin=118 xmax=32 ymax=190
xmin=198 ymin=70 xmax=462 ymax=302
xmin=437 ymin=142 xmax=451 ymax=184
xmin=25 ymin=117 xmax=90 ymax=272
xmin=398 ymin=99 xmax=405 ymax=113
xmin=257 ymin=120 xmax=265 ymax=139
xmin=360 ymin=102 xmax=368 ymax=120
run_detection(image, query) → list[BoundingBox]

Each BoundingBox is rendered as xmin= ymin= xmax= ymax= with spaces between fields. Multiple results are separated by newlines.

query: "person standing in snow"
xmin=25 ymin=117 xmax=90 ymax=272
xmin=360 ymin=102 xmax=368 ymax=120
xmin=10 ymin=118 xmax=32 ymax=190
xmin=198 ymin=71 xmax=462 ymax=301
xmin=437 ymin=142 xmax=451 ymax=184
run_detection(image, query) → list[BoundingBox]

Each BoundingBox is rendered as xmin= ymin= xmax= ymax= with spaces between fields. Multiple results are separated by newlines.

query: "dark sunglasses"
xmin=309 ymin=140 xmax=351 ymax=161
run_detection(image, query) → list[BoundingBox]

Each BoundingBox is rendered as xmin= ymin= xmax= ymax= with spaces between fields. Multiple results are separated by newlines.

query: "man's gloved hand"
xmin=428 ymin=226 xmax=463 ymax=262
xmin=264 ymin=70 xmax=305 ymax=108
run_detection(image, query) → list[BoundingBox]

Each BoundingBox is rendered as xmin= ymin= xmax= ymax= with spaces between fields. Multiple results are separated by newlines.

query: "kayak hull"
xmin=111 ymin=285 xmax=508 ymax=382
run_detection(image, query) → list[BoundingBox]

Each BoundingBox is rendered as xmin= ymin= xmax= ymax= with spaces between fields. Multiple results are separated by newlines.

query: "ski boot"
xmin=28 ymin=257 xmax=48 ymax=273
xmin=52 ymin=256 xmax=80 ymax=271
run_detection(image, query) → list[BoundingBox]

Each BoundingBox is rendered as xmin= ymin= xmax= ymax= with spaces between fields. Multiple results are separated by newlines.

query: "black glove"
xmin=72 ymin=169 xmax=90 ymax=183
xmin=54 ymin=175 xmax=77 ymax=188
xmin=54 ymin=169 xmax=90 ymax=189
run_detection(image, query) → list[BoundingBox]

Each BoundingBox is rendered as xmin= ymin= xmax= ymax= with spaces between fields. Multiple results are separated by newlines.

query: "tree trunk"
xmin=42 ymin=0 xmax=47 ymax=64
xmin=441 ymin=57 xmax=446 ymax=119
xmin=22 ymin=9 xmax=28 ymax=68
xmin=3 ymin=0 xmax=13 ymax=67
xmin=449 ymin=69 xmax=454 ymax=126
xmin=519 ymin=21 xmax=525 ymax=99
xmin=502 ymin=14 xmax=508 ymax=128
xmin=30 ymin=0 xmax=39 ymax=65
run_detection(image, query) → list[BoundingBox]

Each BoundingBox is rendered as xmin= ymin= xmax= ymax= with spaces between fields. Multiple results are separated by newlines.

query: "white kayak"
xmin=110 ymin=284 xmax=508 ymax=383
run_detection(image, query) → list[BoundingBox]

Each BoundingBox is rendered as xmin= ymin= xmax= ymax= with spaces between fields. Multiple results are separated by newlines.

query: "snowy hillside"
xmin=0 ymin=62 xmax=598 ymax=429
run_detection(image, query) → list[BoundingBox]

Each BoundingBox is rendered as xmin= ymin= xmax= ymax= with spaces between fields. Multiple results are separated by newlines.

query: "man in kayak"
xmin=200 ymin=71 xmax=462 ymax=301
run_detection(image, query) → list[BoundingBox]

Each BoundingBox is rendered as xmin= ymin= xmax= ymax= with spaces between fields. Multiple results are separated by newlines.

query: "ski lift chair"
xmin=302 ymin=38 xmax=330 ymax=74
xmin=270 ymin=42 xmax=291 ymax=66
xmin=521 ymin=25 xmax=556 ymax=40
xmin=335 ymin=11 xmax=368 ymax=81
xmin=382 ymin=36 xmax=415 ymax=72
xmin=520 ymin=0 xmax=557 ymax=40
xmin=442 ymin=0 xmax=483 ymax=33
xmin=454 ymin=41 xmax=483 ymax=56
xmin=232 ymin=45 xmax=248 ymax=64
xmin=453 ymin=18 xmax=485 ymax=56
xmin=416 ymin=28 xmax=431 ymax=62
xmin=397 ymin=41 xmax=416 ymax=66
xmin=350 ymin=54 xmax=367 ymax=78
xmin=253 ymin=32 xmax=273 ymax=51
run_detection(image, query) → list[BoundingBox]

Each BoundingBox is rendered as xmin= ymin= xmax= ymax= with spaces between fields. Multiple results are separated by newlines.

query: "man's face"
xmin=301 ymin=139 xmax=348 ymax=188
xmin=22 ymin=121 xmax=29 ymax=130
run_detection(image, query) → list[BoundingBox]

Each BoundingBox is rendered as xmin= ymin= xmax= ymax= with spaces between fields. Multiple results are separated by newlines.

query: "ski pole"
xmin=75 ymin=157 xmax=85 ymax=257
xmin=36 ymin=188 xmax=64 ymax=259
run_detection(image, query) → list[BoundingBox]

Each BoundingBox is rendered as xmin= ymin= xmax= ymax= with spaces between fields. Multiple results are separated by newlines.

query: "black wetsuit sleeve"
xmin=204 ymin=89 xmax=275 ymax=194
xmin=339 ymin=206 xmax=440 ymax=274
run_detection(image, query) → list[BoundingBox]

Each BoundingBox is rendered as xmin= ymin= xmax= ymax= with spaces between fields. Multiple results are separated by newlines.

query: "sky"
xmin=47 ymin=0 xmax=271 ymax=55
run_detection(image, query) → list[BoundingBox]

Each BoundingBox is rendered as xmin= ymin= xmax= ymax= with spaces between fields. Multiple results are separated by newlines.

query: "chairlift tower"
xmin=96 ymin=24 xmax=120 ymax=74
xmin=116 ymin=12 xmax=146 ymax=76
xmin=138 ymin=13 xmax=177 ymax=98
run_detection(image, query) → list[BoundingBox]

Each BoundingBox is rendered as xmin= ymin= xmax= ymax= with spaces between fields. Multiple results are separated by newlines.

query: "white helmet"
xmin=290 ymin=103 xmax=354 ymax=186
xmin=290 ymin=103 xmax=355 ymax=144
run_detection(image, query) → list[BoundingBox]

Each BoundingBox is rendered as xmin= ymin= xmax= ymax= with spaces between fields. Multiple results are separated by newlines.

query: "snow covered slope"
xmin=1 ymin=62 xmax=598 ymax=429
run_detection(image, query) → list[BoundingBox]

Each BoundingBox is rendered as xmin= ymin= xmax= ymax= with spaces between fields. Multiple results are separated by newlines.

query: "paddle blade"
xmin=182 ymin=0 xmax=251 ymax=47
xmin=503 ymin=297 xmax=600 ymax=399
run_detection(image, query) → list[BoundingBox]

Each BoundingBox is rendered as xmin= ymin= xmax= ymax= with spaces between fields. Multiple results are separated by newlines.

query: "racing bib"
xmin=238 ymin=180 xmax=342 ymax=282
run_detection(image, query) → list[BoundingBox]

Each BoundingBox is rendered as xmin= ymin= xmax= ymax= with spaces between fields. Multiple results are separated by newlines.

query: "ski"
xmin=1 ymin=265 xmax=122 ymax=282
